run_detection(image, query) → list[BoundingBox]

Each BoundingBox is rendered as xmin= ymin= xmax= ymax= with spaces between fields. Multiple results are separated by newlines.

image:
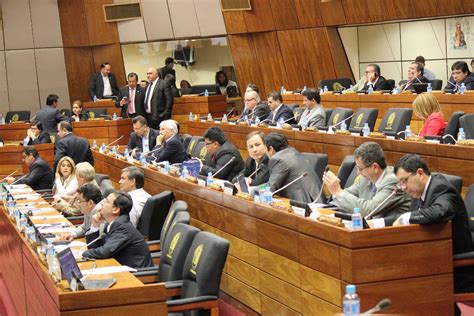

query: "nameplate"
xmin=426 ymin=139 xmax=440 ymax=144
xmin=386 ymin=136 xmax=396 ymax=140
xmin=197 ymin=179 xmax=206 ymax=187
xmin=291 ymin=206 xmax=306 ymax=217
xmin=350 ymin=132 xmax=360 ymax=136
xmin=223 ymin=186 xmax=233 ymax=196
xmin=229 ymin=122 xmax=236 ymax=125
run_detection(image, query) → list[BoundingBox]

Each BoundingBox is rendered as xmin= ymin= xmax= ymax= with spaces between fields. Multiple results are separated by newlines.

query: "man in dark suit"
xmin=83 ymin=191 xmax=153 ymax=268
xmin=115 ymin=72 xmax=145 ymax=119
xmin=399 ymin=62 xmax=430 ymax=92
xmin=200 ymin=126 xmax=245 ymax=181
xmin=34 ymin=94 xmax=67 ymax=133
xmin=266 ymin=91 xmax=295 ymax=124
xmin=127 ymin=115 xmax=159 ymax=154
xmin=445 ymin=60 xmax=474 ymax=92
xmin=23 ymin=120 xmax=51 ymax=145
xmin=264 ymin=133 xmax=322 ymax=203
xmin=150 ymin=120 xmax=189 ymax=164
xmin=88 ymin=62 xmax=119 ymax=100
xmin=143 ymin=67 xmax=174 ymax=129
xmin=344 ymin=64 xmax=391 ymax=93
xmin=54 ymin=121 xmax=94 ymax=171
xmin=240 ymin=90 xmax=270 ymax=122
xmin=5 ymin=147 xmax=52 ymax=190
xmin=158 ymin=57 xmax=176 ymax=86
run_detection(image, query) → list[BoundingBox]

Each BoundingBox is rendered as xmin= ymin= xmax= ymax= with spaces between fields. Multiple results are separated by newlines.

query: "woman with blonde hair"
xmin=412 ymin=93 xmax=446 ymax=137
xmin=53 ymin=156 xmax=78 ymax=198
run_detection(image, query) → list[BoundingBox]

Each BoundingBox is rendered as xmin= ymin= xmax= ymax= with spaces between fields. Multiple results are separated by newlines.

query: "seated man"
xmin=23 ymin=120 xmax=51 ymax=145
xmin=54 ymin=121 xmax=94 ymax=171
xmin=200 ymin=126 xmax=245 ymax=181
xmin=6 ymin=146 xmax=52 ymax=190
xmin=127 ymin=115 xmax=159 ymax=155
xmin=83 ymin=191 xmax=153 ymax=268
xmin=298 ymin=89 xmax=326 ymax=129
xmin=345 ymin=64 xmax=390 ymax=92
xmin=399 ymin=62 xmax=429 ymax=92
xmin=119 ymin=166 xmax=151 ymax=227
xmin=324 ymin=142 xmax=410 ymax=218
xmin=444 ymin=60 xmax=474 ymax=92
xmin=265 ymin=133 xmax=322 ymax=203
xmin=266 ymin=91 xmax=296 ymax=124
xmin=240 ymin=90 xmax=270 ymax=122
xmin=150 ymin=120 xmax=189 ymax=164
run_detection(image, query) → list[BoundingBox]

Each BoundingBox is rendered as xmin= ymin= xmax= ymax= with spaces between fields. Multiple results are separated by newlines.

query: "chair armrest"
xmin=147 ymin=240 xmax=161 ymax=252
xmin=454 ymin=251 xmax=474 ymax=267
xmin=68 ymin=215 xmax=84 ymax=226
xmin=167 ymin=295 xmax=218 ymax=312
xmin=133 ymin=265 xmax=159 ymax=275
xmin=164 ymin=280 xmax=183 ymax=289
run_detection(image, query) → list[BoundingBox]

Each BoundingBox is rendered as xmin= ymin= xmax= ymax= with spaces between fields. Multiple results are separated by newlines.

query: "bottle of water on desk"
xmin=222 ymin=114 xmax=228 ymax=123
xmin=323 ymin=86 xmax=329 ymax=93
xmin=92 ymin=139 xmax=98 ymax=150
xmin=140 ymin=152 xmax=147 ymax=167
xmin=263 ymin=185 xmax=273 ymax=205
xmin=112 ymin=112 xmax=117 ymax=120
xmin=254 ymin=116 xmax=260 ymax=126
xmin=362 ymin=123 xmax=370 ymax=137
xmin=404 ymin=125 xmax=412 ymax=138
xmin=206 ymin=172 xmax=213 ymax=187
xmin=367 ymin=83 xmax=374 ymax=95
xmin=0 ymin=113 xmax=4 ymax=124
xmin=123 ymin=147 xmax=129 ymax=159
xmin=189 ymin=112 xmax=193 ymax=121
xmin=459 ymin=83 xmax=466 ymax=95
xmin=340 ymin=120 xmax=347 ymax=131
xmin=243 ymin=114 xmax=249 ymax=125
xmin=207 ymin=113 xmax=212 ymax=121
xmin=301 ymin=121 xmax=308 ymax=131
xmin=280 ymin=86 xmax=286 ymax=94
xmin=351 ymin=207 xmax=363 ymax=230
xmin=392 ymin=86 xmax=400 ymax=95
xmin=204 ymin=89 xmax=209 ymax=97
xmin=277 ymin=118 xmax=284 ymax=128
xmin=458 ymin=128 xmax=466 ymax=142
xmin=342 ymin=284 xmax=360 ymax=315
xmin=164 ymin=161 xmax=170 ymax=174
xmin=181 ymin=166 xmax=188 ymax=180
xmin=427 ymin=82 xmax=432 ymax=93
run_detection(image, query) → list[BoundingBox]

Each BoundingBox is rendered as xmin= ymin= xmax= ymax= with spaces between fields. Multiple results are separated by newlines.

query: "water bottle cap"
xmin=353 ymin=207 xmax=361 ymax=214
xmin=460 ymin=128 xmax=464 ymax=132
xmin=364 ymin=123 xmax=368 ymax=127
xmin=208 ymin=172 xmax=212 ymax=177
xmin=346 ymin=284 xmax=356 ymax=294
xmin=406 ymin=125 xmax=410 ymax=129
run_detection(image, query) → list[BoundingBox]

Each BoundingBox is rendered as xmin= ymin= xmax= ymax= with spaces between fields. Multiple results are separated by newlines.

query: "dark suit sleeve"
xmin=85 ymin=146 xmax=94 ymax=166
xmin=29 ymin=132 xmax=51 ymax=145
xmin=115 ymin=88 xmax=124 ymax=108
xmin=53 ymin=140 xmax=67 ymax=171
xmin=251 ymin=164 xmax=270 ymax=186
xmin=155 ymin=141 xmax=178 ymax=162
xmin=163 ymin=84 xmax=174 ymax=119
xmin=255 ymin=105 xmax=270 ymax=121
xmin=444 ymin=76 xmax=456 ymax=90
xmin=111 ymin=74 xmax=119 ymax=96
xmin=16 ymin=163 xmax=48 ymax=187
xmin=127 ymin=133 xmax=136 ymax=150
xmin=55 ymin=109 xmax=67 ymax=124
xmin=409 ymin=188 xmax=458 ymax=224
xmin=267 ymin=158 xmax=289 ymax=192
xmin=200 ymin=152 xmax=237 ymax=180
xmin=466 ymin=81 xmax=474 ymax=90
xmin=88 ymin=74 xmax=97 ymax=100
xmin=83 ymin=224 xmax=132 ymax=259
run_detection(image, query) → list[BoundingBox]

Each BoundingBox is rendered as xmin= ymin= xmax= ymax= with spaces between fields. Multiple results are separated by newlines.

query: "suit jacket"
xmin=362 ymin=75 xmax=391 ymax=91
xmin=26 ymin=131 xmax=51 ymax=145
xmin=34 ymin=105 xmax=67 ymax=133
xmin=241 ymin=102 xmax=271 ymax=122
xmin=444 ymin=73 xmax=474 ymax=91
xmin=268 ymin=104 xmax=296 ymax=124
xmin=385 ymin=174 xmax=473 ymax=254
xmin=200 ymin=140 xmax=245 ymax=181
xmin=400 ymin=76 xmax=430 ymax=92
xmin=151 ymin=134 xmax=189 ymax=164
xmin=336 ymin=167 xmax=411 ymax=218
xmin=298 ymin=106 xmax=326 ymax=129
xmin=158 ymin=67 xmax=176 ymax=83
xmin=16 ymin=157 xmax=53 ymax=191
xmin=54 ymin=133 xmax=94 ymax=171
xmin=267 ymin=147 xmax=322 ymax=203
xmin=115 ymin=85 xmax=146 ymax=118
xmin=71 ymin=205 xmax=99 ymax=238
xmin=145 ymin=79 xmax=174 ymax=121
xmin=88 ymin=72 xmax=119 ymax=100
xmin=127 ymin=128 xmax=160 ymax=153
xmin=83 ymin=215 xmax=153 ymax=268
xmin=233 ymin=155 xmax=270 ymax=187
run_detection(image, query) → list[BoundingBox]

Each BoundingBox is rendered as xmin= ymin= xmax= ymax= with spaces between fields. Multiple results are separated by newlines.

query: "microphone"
xmin=364 ymin=185 xmax=401 ymax=220
xmin=212 ymin=157 xmax=236 ymax=178
xmin=100 ymin=114 xmax=113 ymax=119
xmin=282 ymin=116 xmax=295 ymax=123
xmin=10 ymin=174 xmax=28 ymax=186
xmin=314 ymin=166 xmax=330 ymax=203
xmin=442 ymin=134 xmax=457 ymax=144
xmin=106 ymin=135 xmax=124 ymax=147
xmin=247 ymin=165 xmax=262 ymax=179
xmin=271 ymin=172 xmax=308 ymax=196
xmin=144 ymin=144 xmax=163 ymax=156
xmin=447 ymin=79 xmax=458 ymax=90
xmin=225 ymin=107 xmax=235 ymax=117
xmin=361 ymin=298 xmax=392 ymax=315
xmin=329 ymin=114 xmax=354 ymax=130
xmin=415 ymin=76 xmax=423 ymax=84
xmin=81 ymin=233 xmax=106 ymax=250
xmin=1 ymin=169 xmax=20 ymax=182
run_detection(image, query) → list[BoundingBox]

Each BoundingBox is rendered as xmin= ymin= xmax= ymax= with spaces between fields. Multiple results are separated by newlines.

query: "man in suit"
xmin=158 ymin=57 xmax=176 ymax=87
xmin=240 ymin=90 xmax=270 ymax=122
xmin=143 ymin=67 xmax=174 ymax=129
xmin=298 ymin=89 xmax=326 ymax=129
xmin=324 ymin=142 xmax=411 ymax=218
xmin=54 ymin=121 xmax=94 ymax=171
xmin=5 ymin=147 xmax=52 ymax=190
xmin=200 ymin=126 xmax=245 ymax=181
xmin=83 ymin=191 xmax=153 ymax=268
xmin=119 ymin=166 xmax=151 ymax=227
xmin=127 ymin=115 xmax=159 ymax=154
xmin=345 ymin=64 xmax=391 ymax=92
xmin=399 ymin=62 xmax=430 ymax=92
xmin=265 ymin=133 xmax=322 ymax=203
xmin=266 ymin=91 xmax=295 ymax=124
xmin=23 ymin=120 xmax=51 ymax=145
xmin=34 ymin=94 xmax=67 ymax=133
xmin=445 ymin=60 xmax=474 ymax=92
xmin=115 ymin=72 xmax=145 ymax=119
xmin=88 ymin=62 xmax=119 ymax=100
xmin=150 ymin=120 xmax=189 ymax=164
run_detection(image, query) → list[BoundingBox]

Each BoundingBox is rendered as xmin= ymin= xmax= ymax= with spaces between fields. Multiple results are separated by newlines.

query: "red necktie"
xmin=129 ymin=88 xmax=135 ymax=114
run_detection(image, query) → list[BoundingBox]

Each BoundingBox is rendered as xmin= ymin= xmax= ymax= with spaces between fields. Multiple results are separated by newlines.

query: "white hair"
xmin=160 ymin=119 xmax=178 ymax=134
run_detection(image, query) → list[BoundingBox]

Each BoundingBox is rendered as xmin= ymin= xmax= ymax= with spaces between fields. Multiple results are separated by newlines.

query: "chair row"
xmin=318 ymin=77 xmax=443 ymax=91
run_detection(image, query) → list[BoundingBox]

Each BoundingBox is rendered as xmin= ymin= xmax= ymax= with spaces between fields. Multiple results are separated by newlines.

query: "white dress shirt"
xmin=102 ymin=75 xmax=112 ymax=96
xmin=128 ymin=188 xmax=151 ymax=227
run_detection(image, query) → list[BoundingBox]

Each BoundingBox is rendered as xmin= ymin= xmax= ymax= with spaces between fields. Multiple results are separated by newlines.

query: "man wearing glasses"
xmin=240 ymin=90 xmax=270 ymax=122
xmin=344 ymin=64 xmax=391 ymax=92
xmin=324 ymin=142 xmax=410 ymax=218
xmin=445 ymin=60 xmax=474 ymax=92
xmin=127 ymin=115 xmax=159 ymax=155
xmin=5 ymin=146 xmax=52 ymax=190
xmin=23 ymin=120 xmax=51 ymax=145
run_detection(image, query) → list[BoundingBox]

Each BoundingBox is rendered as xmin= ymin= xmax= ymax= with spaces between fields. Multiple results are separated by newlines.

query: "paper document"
xmin=81 ymin=266 xmax=137 ymax=276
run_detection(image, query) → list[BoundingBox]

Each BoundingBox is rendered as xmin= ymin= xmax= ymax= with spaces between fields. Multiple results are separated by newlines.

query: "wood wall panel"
xmin=342 ymin=0 xmax=371 ymax=25
xmin=63 ymin=47 xmax=95 ymax=103
xmin=91 ymin=44 xmax=126 ymax=89
xmin=269 ymin=0 xmax=299 ymax=30
xmin=243 ymin=0 xmax=275 ymax=33
xmin=368 ymin=0 xmax=392 ymax=22
xmin=326 ymin=28 xmax=354 ymax=81
xmin=319 ymin=0 xmax=346 ymax=26
xmin=83 ymin=0 xmax=119 ymax=46
xmin=58 ymin=0 xmax=90 ymax=47
xmin=301 ymin=28 xmax=337 ymax=84
xmin=294 ymin=0 xmax=323 ymax=28
xmin=222 ymin=10 xmax=248 ymax=34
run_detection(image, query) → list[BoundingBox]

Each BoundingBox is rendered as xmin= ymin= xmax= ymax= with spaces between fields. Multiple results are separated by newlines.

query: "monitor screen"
xmin=57 ymin=247 xmax=83 ymax=284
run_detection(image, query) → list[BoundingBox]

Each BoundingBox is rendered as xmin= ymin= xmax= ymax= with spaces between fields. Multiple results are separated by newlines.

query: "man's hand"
xmin=27 ymin=129 xmax=36 ymax=139
xmin=120 ymin=98 xmax=129 ymax=106
xmin=59 ymin=233 xmax=74 ymax=241
xmin=156 ymin=134 xmax=164 ymax=146
xmin=5 ymin=176 xmax=15 ymax=184
xmin=323 ymin=171 xmax=342 ymax=197
xmin=91 ymin=212 xmax=105 ymax=228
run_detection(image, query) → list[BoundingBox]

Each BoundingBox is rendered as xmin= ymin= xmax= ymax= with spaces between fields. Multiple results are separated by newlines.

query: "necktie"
xmin=129 ymin=88 xmax=135 ymax=114
xmin=145 ymin=84 xmax=153 ymax=113
xmin=371 ymin=183 xmax=377 ymax=193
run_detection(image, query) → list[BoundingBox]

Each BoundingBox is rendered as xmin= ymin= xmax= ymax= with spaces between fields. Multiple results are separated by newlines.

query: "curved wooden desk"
xmin=72 ymin=119 xmax=132 ymax=146
xmin=0 ymin=122 xmax=30 ymax=141
xmin=0 ymin=143 xmax=54 ymax=177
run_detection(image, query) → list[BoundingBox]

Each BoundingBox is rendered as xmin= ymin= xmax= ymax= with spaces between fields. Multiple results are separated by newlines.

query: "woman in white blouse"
xmin=53 ymin=156 xmax=78 ymax=198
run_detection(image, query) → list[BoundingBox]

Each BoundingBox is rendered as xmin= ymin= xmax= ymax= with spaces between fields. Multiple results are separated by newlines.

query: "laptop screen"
xmin=57 ymin=247 xmax=83 ymax=284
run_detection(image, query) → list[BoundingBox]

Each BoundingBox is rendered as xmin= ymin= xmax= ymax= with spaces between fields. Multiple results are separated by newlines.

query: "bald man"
xmin=143 ymin=67 xmax=174 ymax=129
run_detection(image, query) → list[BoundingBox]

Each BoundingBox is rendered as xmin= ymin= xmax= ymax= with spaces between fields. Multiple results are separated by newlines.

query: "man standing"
xmin=298 ymin=89 xmax=326 ymax=129
xmin=158 ymin=57 xmax=176 ymax=86
xmin=151 ymin=120 xmax=189 ymax=164
xmin=267 ymin=91 xmax=295 ymax=124
xmin=115 ymin=72 xmax=145 ymax=119
xmin=143 ymin=67 xmax=174 ymax=129
xmin=119 ymin=166 xmax=151 ymax=227
xmin=127 ymin=115 xmax=159 ymax=154
xmin=34 ymin=94 xmax=67 ymax=133
xmin=23 ymin=120 xmax=51 ymax=145
xmin=54 ymin=121 xmax=94 ymax=171
xmin=88 ymin=62 xmax=119 ymax=100
xmin=6 ymin=147 xmax=52 ymax=190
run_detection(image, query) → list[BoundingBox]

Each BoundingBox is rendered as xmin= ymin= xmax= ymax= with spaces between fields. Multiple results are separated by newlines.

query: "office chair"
xmin=378 ymin=108 xmax=412 ymax=138
xmin=137 ymin=191 xmax=175 ymax=241
xmin=6 ymin=111 xmax=30 ymax=122
xmin=459 ymin=114 xmax=474 ymax=139
xmin=320 ymin=107 xmax=353 ymax=130
xmin=349 ymin=108 xmax=378 ymax=134
xmin=87 ymin=108 xmax=107 ymax=119
xmin=292 ymin=107 xmax=305 ymax=123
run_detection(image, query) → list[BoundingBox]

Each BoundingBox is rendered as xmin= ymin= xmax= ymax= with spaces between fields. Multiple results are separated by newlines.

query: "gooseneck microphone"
xmin=0 ymin=169 xmax=20 ymax=182
xmin=271 ymin=172 xmax=308 ymax=196
xmin=364 ymin=185 xmax=401 ymax=220
xmin=314 ymin=166 xmax=331 ymax=203
xmin=106 ymin=135 xmax=124 ymax=147
xmin=361 ymin=298 xmax=392 ymax=315
xmin=212 ymin=157 xmax=236 ymax=178
xmin=10 ymin=174 xmax=28 ymax=186
xmin=81 ymin=233 xmax=106 ymax=250
xmin=329 ymin=114 xmax=354 ymax=130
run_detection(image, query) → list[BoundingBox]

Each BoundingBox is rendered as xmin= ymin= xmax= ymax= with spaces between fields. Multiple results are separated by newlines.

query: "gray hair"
xmin=159 ymin=119 xmax=178 ymax=135
xmin=354 ymin=142 xmax=387 ymax=169
xmin=75 ymin=162 xmax=96 ymax=181
xmin=245 ymin=90 xmax=261 ymax=103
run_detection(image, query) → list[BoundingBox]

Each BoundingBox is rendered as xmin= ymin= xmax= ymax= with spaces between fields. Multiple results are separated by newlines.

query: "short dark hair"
xmin=46 ymin=94 xmax=59 ymax=106
xmin=110 ymin=191 xmax=133 ymax=216
xmin=58 ymin=121 xmax=73 ymax=132
xmin=30 ymin=120 xmax=43 ymax=131
xmin=246 ymin=83 xmax=259 ymax=94
xmin=77 ymin=183 xmax=103 ymax=204
xmin=122 ymin=166 xmax=144 ymax=189
xmin=415 ymin=56 xmax=425 ymax=65
xmin=394 ymin=154 xmax=431 ymax=176
xmin=264 ymin=133 xmax=288 ymax=152
xmin=452 ymin=61 xmax=470 ymax=75
xmin=100 ymin=62 xmax=110 ymax=69
xmin=411 ymin=62 xmax=424 ymax=76
xmin=267 ymin=91 xmax=282 ymax=102
xmin=132 ymin=115 xmax=148 ymax=126
xmin=302 ymin=89 xmax=321 ymax=104
xmin=165 ymin=57 xmax=174 ymax=65
xmin=354 ymin=142 xmax=387 ymax=169
xmin=367 ymin=64 xmax=381 ymax=77
xmin=203 ymin=126 xmax=226 ymax=145
xmin=23 ymin=146 xmax=39 ymax=158
xmin=127 ymin=72 xmax=138 ymax=81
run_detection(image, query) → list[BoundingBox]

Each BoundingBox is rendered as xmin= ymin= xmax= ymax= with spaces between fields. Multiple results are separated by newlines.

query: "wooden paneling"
xmin=258 ymin=247 xmax=300 ymax=287
xmin=226 ymin=233 xmax=259 ymax=267
xmin=269 ymin=0 xmax=299 ymax=30
xmin=226 ymin=256 xmax=260 ymax=290
xmin=294 ymin=0 xmax=323 ymax=28
xmin=243 ymin=0 xmax=275 ymax=33
xmin=301 ymin=291 xmax=340 ymax=316
xmin=319 ymin=0 xmax=346 ymax=26
xmin=91 ymin=44 xmax=126 ymax=89
xmin=63 ymin=47 xmax=95 ymax=103
xmin=260 ymin=271 xmax=301 ymax=312
xmin=326 ymin=27 xmax=354 ymax=81
xmin=257 ymin=219 xmax=299 ymax=262
xmin=300 ymin=265 xmax=341 ymax=306
xmin=261 ymin=294 xmax=300 ymax=316
xmin=83 ymin=0 xmax=119 ymax=46
xmin=342 ymin=0 xmax=371 ymax=25
xmin=222 ymin=10 xmax=248 ymax=34
xmin=226 ymin=274 xmax=262 ymax=313
xmin=58 ymin=0 xmax=90 ymax=47
xmin=301 ymin=28 xmax=337 ymax=85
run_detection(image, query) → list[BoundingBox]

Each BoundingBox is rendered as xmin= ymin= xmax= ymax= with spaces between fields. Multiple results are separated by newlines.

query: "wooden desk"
xmin=0 ymin=143 xmax=54 ymax=177
xmin=93 ymin=151 xmax=454 ymax=315
xmin=83 ymin=100 xmax=121 ymax=117
xmin=0 ymin=122 xmax=30 ymax=141
xmin=72 ymin=119 xmax=132 ymax=146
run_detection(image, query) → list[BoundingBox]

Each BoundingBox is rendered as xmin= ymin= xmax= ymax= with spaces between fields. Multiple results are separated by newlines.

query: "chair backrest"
xmin=182 ymin=134 xmax=193 ymax=150
xmin=87 ymin=108 xmax=107 ymax=119
xmin=95 ymin=174 xmax=109 ymax=186
xmin=191 ymin=84 xmax=220 ymax=95
xmin=186 ymin=136 xmax=204 ymax=154
xmin=443 ymin=111 xmax=464 ymax=144
xmin=60 ymin=109 xmax=72 ymax=117
xmin=459 ymin=114 xmax=474 ymax=139
xmin=429 ymin=79 xmax=443 ymax=90
xmin=293 ymin=107 xmax=305 ymax=123
xmin=159 ymin=223 xmax=200 ymax=282
xmin=319 ymin=78 xmax=353 ymax=91
xmin=300 ymin=153 xmax=328 ymax=182
xmin=137 ymin=191 xmax=174 ymax=240
xmin=286 ymin=103 xmax=299 ymax=111
xmin=326 ymin=107 xmax=353 ymax=127
xmin=191 ymin=140 xmax=207 ymax=160
xmin=385 ymin=79 xmax=395 ymax=90
xmin=432 ymin=172 xmax=462 ymax=193
xmin=99 ymin=179 xmax=114 ymax=197
xmin=349 ymin=108 xmax=378 ymax=134
xmin=337 ymin=155 xmax=358 ymax=189
xmin=398 ymin=79 xmax=408 ymax=86
xmin=464 ymin=184 xmax=474 ymax=241
xmin=6 ymin=111 xmax=30 ymax=122
xmin=378 ymin=108 xmax=412 ymax=137
xmin=180 ymin=231 xmax=229 ymax=301
xmin=160 ymin=201 xmax=189 ymax=244
xmin=324 ymin=109 xmax=333 ymax=126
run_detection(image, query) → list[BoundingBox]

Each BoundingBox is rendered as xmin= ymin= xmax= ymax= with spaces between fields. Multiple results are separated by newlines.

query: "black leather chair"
xmin=319 ymin=78 xmax=353 ymax=91
xmin=337 ymin=155 xmax=358 ymax=189
xmin=441 ymin=111 xmax=464 ymax=144
xmin=87 ymin=108 xmax=107 ymax=119
xmin=293 ymin=107 xmax=305 ymax=123
xmin=385 ymin=79 xmax=395 ymax=91
xmin=324 ymin=109 xmax=333 ymax=126
xmin=166 ymin=231 xmax=229 ymax=316
xmin=348 ymin=108 xmax=378 ymax=134
xmin=378 ymin=108 xmax=413 ymax=138
xmin=190 ymin=140 xmax=206 ymax=160
xmin=6 ymin=111 xmax=30 ymax=122
xmin=431 ymin=172 xmax=462 ymax=194
xmin=300 ymin=153 xmax=328 ymax=182
xmin=190 ymin=84 xmax=220 ymax=95
xmin=430 ymin=79 xmax=443 ymax=90
xmin=321 ymin=107 xmax=353 ymax=130
xmin=60 ymin=109 xmax=72 ymax=117
xmin=286 ymin=103 xmax=299 ymax=111
xmin=465 ymin=184 xmax=474 ymax=243
xmin=182 ymin=134 xmax=192 ymax=150
xmin=459 ymin=114 xmax=474 ymax=139
xmin=137 ymin=191 xmax=174 ymax=241
xmin=186 ymin=136 xmax=204 ymax=154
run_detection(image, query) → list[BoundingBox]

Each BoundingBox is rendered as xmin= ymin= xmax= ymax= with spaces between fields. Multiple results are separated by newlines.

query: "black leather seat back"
xmin=160 ymin=201 xmax=189 ymax=245
xmin=459 ymin=114 xmax=474 ymax=139
xmin=430 ymin=79 xmax=443 ymax=90
xmin=443 ymin=111 xmax=464 ymax=144
xmin=6 ymin=111 xmax=30 ymax=122
xmin=349 ymin=108 xmax=378 ymax=134
xmin=319 ymin=78 xmax=353 ymax=91
xmin=326 ymin=107 xmax=353 ymax=128
xmin=137 ymin=191 xmax=174 ymax=241
xmin=337 ymin=155 xmax=357 ymax=189
xmin=378 ymin=108 xmax=413 ymax=137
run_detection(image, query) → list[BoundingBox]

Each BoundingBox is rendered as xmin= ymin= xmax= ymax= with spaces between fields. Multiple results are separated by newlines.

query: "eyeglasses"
xmin=356 ymin=163 xmax=372 ymax=172
xmin=244 ymin=98 xmax=255 ymax=102
xmin=398 ymin=173 xmax=416 ymax=187
xmin=205 ymin=141 xmax=216 ymax=146
xmin=78 ymin=200 xmax=88 ymax=204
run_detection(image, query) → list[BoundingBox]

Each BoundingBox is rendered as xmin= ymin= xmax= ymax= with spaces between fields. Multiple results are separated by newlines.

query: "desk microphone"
xmin=100 ymin=114 xmax=113 ymax=120
xmin=106 ymin=135 xmax=124 ymax=147
xmin=282 ymin=116 xmax=295 ymax=123
xmin=361 ymin=298 xmax=392 ymax=315
xmin=247 ymin=165 xmax=262 ymax=179
xmin=447 ymin=80 xmax=458 ymax=90
xmin=315 ymin=166 xmax=331 ymax=203
xmin=329 ymin=114 xmax=354 ymax=131
xmin=81 ymin=233 xmax=106 ymax=250
xmin=442 ymin=134 xmax=457 ymax=144
xmin=364 ymin=185 xmax=401 ymax=220
xmin=0 ymin=169 xmax=20 ymax=182
xmin=415 ymin=76 xmax=423 ymax=84
xmin=225 ymin=107 xmax=235 ymax=117
xmin=212 ymin=157 xmax=236 ymax=178
xmin=271 ymin=172 xmax=308 ymax=196
xmin=144 ymin=145 xmax=163 ymax=156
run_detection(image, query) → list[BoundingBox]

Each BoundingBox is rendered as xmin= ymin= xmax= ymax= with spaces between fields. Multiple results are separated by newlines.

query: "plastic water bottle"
xmin=123 ymin=147 xmax=129 ymax=158
xmin=362 ymin=123 xmax=370 ymax=137
xmin=0 ymin=113 xmax=4 ymax=124
xmin=351 ymin=207 xmax=363 ymax=230
xmin=204 ymin=89 xmax=209 ymax=97
xmin=277 ymin=117 xmax=284 ymax=128
xmin=189 ymin=112 xmax=193 ymax=121
xmin=99 ymin=143 xmax=106 ymax=153
xmin=302 ymin=85 xmax=307 ymax=93
xmin=367 ymin=83 xmax=374 ymax=95
xmin=92 ymin=139 xmax=98 ymax=149
xmin=140 ymin=152 xmax=147 ymax=167
xmin=459 ymin=83 xmax=466 ymax=95
xmin=243 ymin=114 xmax=249 ymax=125
xmin=301 ymin=121 xmax=308 ymax=131
xmin=392 ymin=86 xmax=400 ymax=95
xmin=280 ymin=86 xmax=286 ymax=94
xmin=319 ymin=87 xmax=324 ymax=94
xmin=112 ymin=112 xmax=117 ymax=120
xmin=349 ymin=85 xmax=353 ymax=91
xmin=222 ymin=114 xmax=228 ymax=123
xmin=340 ymin=120 xmax=347 ymax=131
xmin=404 ymin=125 xmax=412 ymax=138
xmin=181 ymin=166 xmax=188 ymax=180
xmin=93 ymin=95 xmax=97 ymax=102
xmin=263 ymin=185 xmax=273 ymax=205
xmin=207 ymin=113 xmax=212 ymax=121
xmin=254 ymin=116 xmax=260 ymax=126
xmin=458 ymin=127 xmax=466 ymax=141
xmin=206 ymin=172 xmax=214 ymax=187
xmin=164 ymin=161 xmax=170 ymax=174
xmin=323 ymin=86 xmax=329 ymax=93
xmin=427 ymin=82 xmax=432 ymax=93
xmin=342 ymin=284 xmax=360 ymax=315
